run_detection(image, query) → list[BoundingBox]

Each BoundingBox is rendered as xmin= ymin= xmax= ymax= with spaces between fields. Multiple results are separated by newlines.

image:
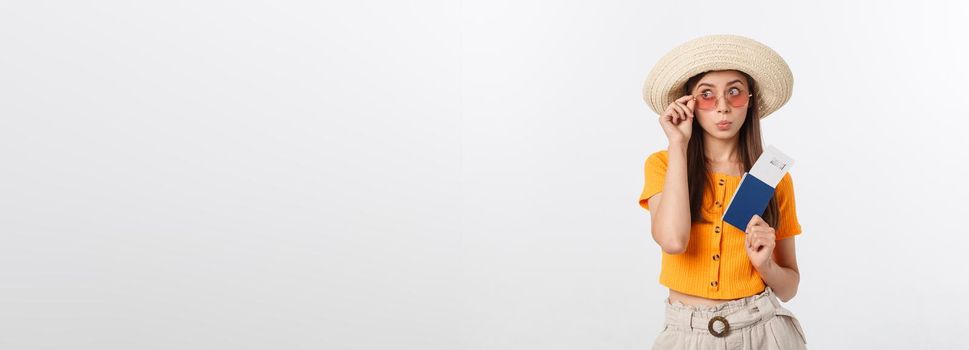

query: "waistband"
xmin=663 ymin=287 xmax=787 ymax=337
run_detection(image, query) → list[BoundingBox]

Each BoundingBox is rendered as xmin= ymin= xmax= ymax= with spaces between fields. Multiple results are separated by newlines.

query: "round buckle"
xmin=707 ymin=315 xmax=730 ymax=338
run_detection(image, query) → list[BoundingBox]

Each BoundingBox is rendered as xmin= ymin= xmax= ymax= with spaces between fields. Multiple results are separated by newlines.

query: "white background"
xmin=1 ymin=0 xmax=967 ymax=349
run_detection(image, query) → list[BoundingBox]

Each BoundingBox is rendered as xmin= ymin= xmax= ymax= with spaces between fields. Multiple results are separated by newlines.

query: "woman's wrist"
xmin=668 ymin=142 xmax=688 ymax=153
xmin=753 ymin=257 xmax=776 ymax=273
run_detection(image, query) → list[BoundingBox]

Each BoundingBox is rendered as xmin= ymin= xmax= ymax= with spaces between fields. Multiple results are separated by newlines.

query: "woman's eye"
xmin=728 ymin=88 xmax=740 ymax=95
xmin=700 ymin=91 xmax=714 ymax=99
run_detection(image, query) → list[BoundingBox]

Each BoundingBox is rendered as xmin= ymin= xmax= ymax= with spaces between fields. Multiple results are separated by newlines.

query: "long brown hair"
xmin=683 ymin=70 xmax=780 ymax=228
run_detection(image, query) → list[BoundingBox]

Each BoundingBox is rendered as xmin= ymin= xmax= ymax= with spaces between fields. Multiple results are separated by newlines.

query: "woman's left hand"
xmin=744 ymin=214 xmax=776 ymax=271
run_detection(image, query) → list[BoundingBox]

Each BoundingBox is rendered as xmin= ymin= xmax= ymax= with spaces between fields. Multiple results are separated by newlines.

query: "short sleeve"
xmin=638 ymin=150 xmax=668 ymax=211
xmin=774 ymin=172 xmax=802 ymax=240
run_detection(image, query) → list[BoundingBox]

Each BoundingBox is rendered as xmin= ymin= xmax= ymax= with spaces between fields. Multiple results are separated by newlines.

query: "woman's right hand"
xmin=658 ymin=95 xmax=695 ymax=146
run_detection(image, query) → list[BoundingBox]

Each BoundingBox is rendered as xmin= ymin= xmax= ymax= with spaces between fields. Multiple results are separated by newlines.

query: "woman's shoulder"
xmin=779 ymin=171 xmax=794 ymax=186
xmin=776 ymin=171 xmax=797 ymax=196
xmin=645 ymin=149 xmax=669 ymax=169
xmin=647 ymin=149 xmax=669 ymax=161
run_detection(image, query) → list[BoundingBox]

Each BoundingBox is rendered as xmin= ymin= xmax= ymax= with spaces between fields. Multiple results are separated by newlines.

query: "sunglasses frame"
xmin=690 ymin=91 xmax=754 ymax=111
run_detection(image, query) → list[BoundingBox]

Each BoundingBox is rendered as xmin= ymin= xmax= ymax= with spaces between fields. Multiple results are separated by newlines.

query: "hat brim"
xmin=643 ymin=34 xmax=793 ymax=120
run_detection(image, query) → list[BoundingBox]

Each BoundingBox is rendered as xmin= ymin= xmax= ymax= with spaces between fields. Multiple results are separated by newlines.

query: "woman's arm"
xmin=647 ymin=143 xmax=693 ymax=254
xmin=754 ymin=237 xmax=800 ymax=302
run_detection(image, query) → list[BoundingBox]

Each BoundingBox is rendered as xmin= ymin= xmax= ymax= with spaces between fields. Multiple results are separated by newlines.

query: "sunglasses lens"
xmin=696 ymin=95 xmax=717 ymax=110
xmin=727 ymin=93 xmax=750 ymax=107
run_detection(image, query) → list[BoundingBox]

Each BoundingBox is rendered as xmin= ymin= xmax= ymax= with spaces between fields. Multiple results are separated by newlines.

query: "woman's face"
xmin=690 ymin=70 xmax=751 ymax=141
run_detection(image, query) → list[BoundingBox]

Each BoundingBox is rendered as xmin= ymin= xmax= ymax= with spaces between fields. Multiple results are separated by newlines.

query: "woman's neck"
xmin=703 ymin=136 xmax=741 ymax=163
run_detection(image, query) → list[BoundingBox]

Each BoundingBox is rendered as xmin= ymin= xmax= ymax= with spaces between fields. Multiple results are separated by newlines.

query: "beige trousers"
xmin=651 ymin=287 xmax=807 ymax=349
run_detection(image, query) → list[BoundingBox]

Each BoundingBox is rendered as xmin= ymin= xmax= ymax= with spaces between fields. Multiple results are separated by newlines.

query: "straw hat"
xmin=642 ymin=34 xmax=794 ymax=119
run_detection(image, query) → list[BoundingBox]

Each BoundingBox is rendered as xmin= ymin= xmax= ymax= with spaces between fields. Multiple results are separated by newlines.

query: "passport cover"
xmin=722 ymin=173 xmax=776 ymax=232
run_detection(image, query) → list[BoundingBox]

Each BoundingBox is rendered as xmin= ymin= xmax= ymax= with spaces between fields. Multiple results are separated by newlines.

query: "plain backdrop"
xmin=1 ymin=0 xmax=967 ymax=349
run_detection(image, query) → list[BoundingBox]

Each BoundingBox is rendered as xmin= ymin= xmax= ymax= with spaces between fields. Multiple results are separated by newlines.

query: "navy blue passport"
xmin=722 ymin=173 xmax=776 ymax=232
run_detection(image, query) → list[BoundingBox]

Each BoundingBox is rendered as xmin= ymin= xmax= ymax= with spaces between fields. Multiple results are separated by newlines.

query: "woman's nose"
xmin=717 ymin=96 xmax=731 ymax=113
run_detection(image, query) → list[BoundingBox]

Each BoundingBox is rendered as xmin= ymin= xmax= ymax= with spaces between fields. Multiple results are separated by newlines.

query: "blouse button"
xmin=710 ymin=281 xmax=718 ymax=287
xmin=716 ymin=201 xmax=721 ymax=207
xmin=712 ymin=254 xmax=720 ymax=261
xmin=715 ymin=226 xmax=720 ymax=233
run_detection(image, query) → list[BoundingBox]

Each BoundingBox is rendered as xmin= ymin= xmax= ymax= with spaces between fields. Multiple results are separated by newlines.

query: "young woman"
xmin=638 ymin=35 xmax=808 ymax=349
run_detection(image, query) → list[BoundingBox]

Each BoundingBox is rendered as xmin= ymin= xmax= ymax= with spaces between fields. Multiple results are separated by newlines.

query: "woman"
xmin=638 ymin=34 xmax=808 ymax=349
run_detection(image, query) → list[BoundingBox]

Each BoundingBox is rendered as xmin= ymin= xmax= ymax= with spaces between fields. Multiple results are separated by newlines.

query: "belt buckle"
xmin=707 ymin=315 xmax=730 ymax=338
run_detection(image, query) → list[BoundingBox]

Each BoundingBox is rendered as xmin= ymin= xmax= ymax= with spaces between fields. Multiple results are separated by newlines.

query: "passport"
xmin=721 ymin=145 xmax=795 ymax=232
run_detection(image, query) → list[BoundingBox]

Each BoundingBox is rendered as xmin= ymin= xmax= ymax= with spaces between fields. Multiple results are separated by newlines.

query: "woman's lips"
xmin=716 ymin=121 xmax=732 ymax=130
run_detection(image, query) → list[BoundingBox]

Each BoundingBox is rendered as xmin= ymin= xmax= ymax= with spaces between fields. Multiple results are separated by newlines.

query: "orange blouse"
xmin=638 ymin=149 xmax=802 ymax=300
